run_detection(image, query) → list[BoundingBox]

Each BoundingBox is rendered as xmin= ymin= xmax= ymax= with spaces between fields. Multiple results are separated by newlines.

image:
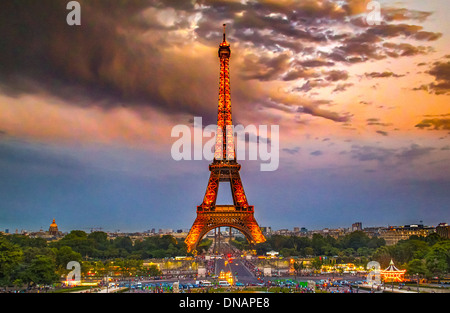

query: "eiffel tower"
xmin=185 ymin=25 xmax=266 ymax=254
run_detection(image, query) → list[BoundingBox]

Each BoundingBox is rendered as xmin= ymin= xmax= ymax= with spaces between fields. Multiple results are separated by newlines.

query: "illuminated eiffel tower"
xmin=185 ymin=25 xmax=266 ymax=254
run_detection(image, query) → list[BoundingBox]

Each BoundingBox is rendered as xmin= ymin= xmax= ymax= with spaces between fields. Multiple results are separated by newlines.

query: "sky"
xmin=0 ymin=0 xmax=449 ymax=233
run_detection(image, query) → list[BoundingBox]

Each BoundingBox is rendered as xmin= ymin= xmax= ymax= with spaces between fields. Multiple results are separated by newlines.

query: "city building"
xmin=49 ymin=218 xmax=59 ymax=236
xmin=436 ymin=223 xmax=450 ymax=239
xmin=260 ymin=227 xmax=272 ymax=235
xmin=362 ymin=226 xmax=385 ymax=238
xmin=352 ymin=222 xmax=362 ymax=232
xmin=380 ymin=224 xmax=435 ymax=245
xmin=307 ymin=227 xmax=350 ymax=239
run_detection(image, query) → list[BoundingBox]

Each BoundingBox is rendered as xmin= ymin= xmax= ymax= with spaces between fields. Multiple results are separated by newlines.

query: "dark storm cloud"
xmin=0 ymin=0 xmax=441 ymax=120
xmin=382 ymin=42 xmax=432 ymax=58
xmin=240 ymin=53 xmax=292 ymax=81
xmin=0 ymin=0 xmax=220 ymax=119
xmin=262 ymin=95 xmax=350 ymax=123
xmin=299 ymin=59 xmax=335 ymax=68
xmin=233 ymin=29 xmax=304 ymax=53
xmin=366 ymin=24 xmax=441 ymax=41
xmin=195 ymin=0 xmax=439 ymax=96
xmin=298 ymin=102 xmax=351 ymax=122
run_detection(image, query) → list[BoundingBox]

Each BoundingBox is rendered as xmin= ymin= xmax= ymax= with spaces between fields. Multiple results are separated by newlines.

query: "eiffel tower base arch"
xmin=185 ymin=207 xmax=265 ymax=254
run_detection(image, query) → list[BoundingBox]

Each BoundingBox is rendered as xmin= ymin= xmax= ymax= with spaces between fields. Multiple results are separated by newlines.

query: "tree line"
xmin=233 ymin=231 xmax=449 ymax=279
xmin=1 ymin=229 xmax=448 ymax=288
xmin=0 ymin=230 xmax=211 ymax=288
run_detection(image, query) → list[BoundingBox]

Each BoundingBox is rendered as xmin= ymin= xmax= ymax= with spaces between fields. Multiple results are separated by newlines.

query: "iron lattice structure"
xmin=185 ymin=25 xmax=266 ymax=254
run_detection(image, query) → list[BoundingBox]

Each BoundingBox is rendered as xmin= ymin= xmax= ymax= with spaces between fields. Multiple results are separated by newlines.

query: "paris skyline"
xmin=0 ymin=0 xmax=449 ymax=233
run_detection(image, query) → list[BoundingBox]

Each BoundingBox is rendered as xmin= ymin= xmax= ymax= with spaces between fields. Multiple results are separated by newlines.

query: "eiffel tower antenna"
xmin=223 ymin=23 xmax=226 ymax=42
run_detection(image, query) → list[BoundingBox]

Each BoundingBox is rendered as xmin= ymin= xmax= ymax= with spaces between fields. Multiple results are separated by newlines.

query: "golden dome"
xmin=50 ymin=218 xmax=58 ymax=228
xmin=49 ymin=218 xmax=59 ymax=235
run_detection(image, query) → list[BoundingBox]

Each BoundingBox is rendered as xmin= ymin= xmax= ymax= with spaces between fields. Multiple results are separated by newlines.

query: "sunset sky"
xmin=0 ymin=0 xmax=449 ymax=233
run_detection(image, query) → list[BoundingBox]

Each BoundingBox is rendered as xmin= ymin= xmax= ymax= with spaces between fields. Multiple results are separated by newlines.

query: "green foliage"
xmin=0 ymin=232 xmax=190 ymax=287
xmin=48 ymin=231 xmax=188 ymax=259
xmin=372 ymin=234 xmax=450 ymax=279
xmin=55 ymin=246 xmax=82 ymax=269
xmin=232 ymin=231 xmax=449 ymax=279
xmin=1 ymin=231 xmax=448 ymax=287
xmin=18 ymin=255 xmax=59 ymax=286
xmin=0 ymin=236 xmax=23 ymax=286
xmin=249 ymin=231 xmax=385 ymax=259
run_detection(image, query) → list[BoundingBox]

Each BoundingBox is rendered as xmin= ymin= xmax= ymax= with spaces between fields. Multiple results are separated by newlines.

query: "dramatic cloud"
xmin=424 ymin=60 xmax=450 ymax=95
xmin=415 ymin=118 xmax=450 ymax=130
xmin=366 ymin=23 xmax=441 ymax=41
xmin=0 ymin=0 xmax=442 ymax=124
xmin=0 ymin=0 xmax=220 ymax=119
xmin=325 ymin=70 xmax=349 ymax=82
xmin=350 ymin=144 xmax=436 ymax=165
xmin=364 ymin=71 xmax=405 ymax=78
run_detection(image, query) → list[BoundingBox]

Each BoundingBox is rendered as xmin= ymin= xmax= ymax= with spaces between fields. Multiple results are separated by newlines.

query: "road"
xmin=215 ymin=256 xmax=259 ymax=285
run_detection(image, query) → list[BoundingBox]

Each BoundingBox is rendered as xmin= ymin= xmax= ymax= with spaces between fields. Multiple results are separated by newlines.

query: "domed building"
xmin=48 ymin=218 xmax=59 ymax=236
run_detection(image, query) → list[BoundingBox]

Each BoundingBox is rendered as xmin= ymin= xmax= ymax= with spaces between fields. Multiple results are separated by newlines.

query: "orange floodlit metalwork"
xmin=380 ymin=260 xmax=406 ymax=282
xmin=185 ymin=25 xmax=266 ymax=254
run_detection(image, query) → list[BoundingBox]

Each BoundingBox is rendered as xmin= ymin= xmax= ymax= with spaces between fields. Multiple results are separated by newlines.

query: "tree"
xmin=146 ymin=264 xmax=162 ymax=277
xmin=311 ymin=234 xmax=327 ymax=255
xmin=55 ymin=246 xmax=82 ymax=269
xmin=425 ymin=233 xmax=442 ymax=246
xmin=407 ymin=259 xmax=428 ymax=277
xmin=19 ymin=255 xmax=58 ymax=286
xmin=0 ymin=236 xmax=23 ymax=286
xmin=372 ymin=246 xmax=392 ymax=267
xmin=114 ymin=236 xmax=133 ymax=253
xmin=341 ymin=231 xmax=370 ymax=250
xmin=425 ymin=241 xmax=450 ymax=280
xmin=8 ymin=234 xmax=47 ymax=248
xmin=50 ymin=230 xmax=94 ymax=258
xmin=88 ymin=231 xmax=109 ymax=254
xmin=311 ymin=257 xmax=323 ymax=271
xmin=304 ymin=247 xmax=314 ymax=257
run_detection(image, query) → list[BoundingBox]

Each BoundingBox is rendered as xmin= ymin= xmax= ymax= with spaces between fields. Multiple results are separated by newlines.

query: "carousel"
xmin=380 ymin=259 xmax=406 ymax=282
